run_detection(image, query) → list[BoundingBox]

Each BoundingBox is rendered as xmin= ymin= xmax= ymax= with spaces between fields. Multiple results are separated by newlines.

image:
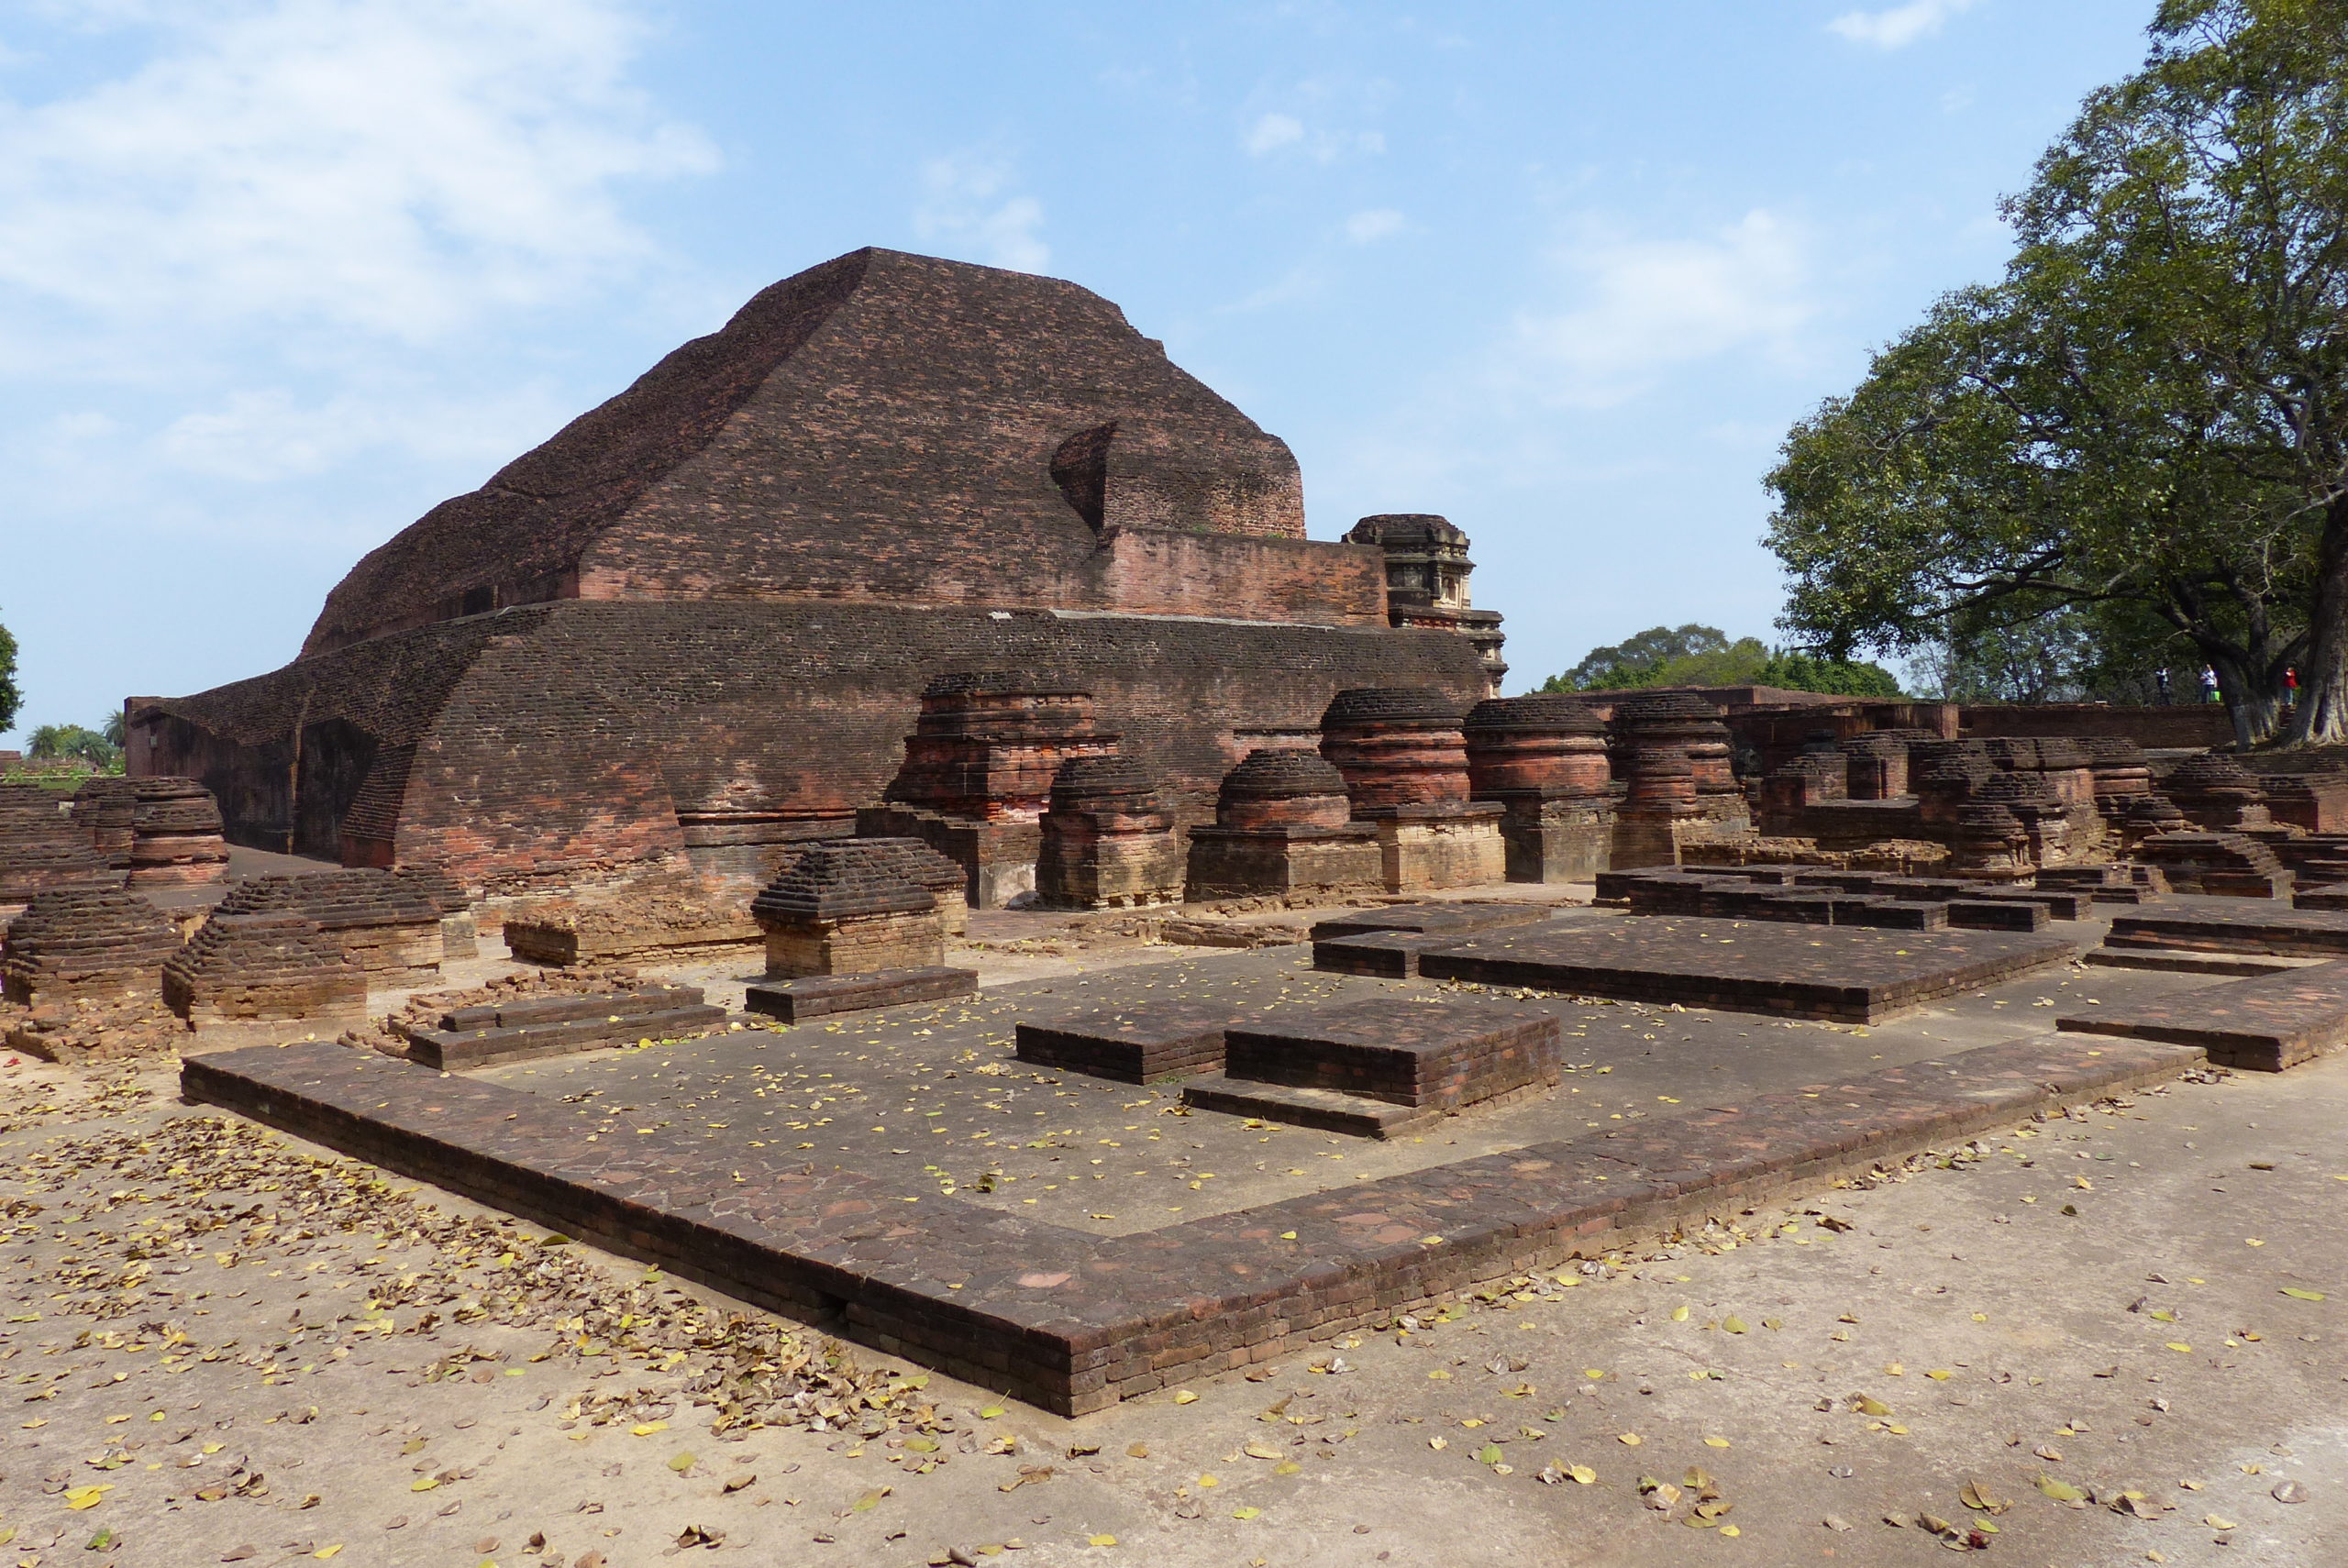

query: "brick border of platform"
xmin=183 ymin=1032 xmax=2198 ymax=1417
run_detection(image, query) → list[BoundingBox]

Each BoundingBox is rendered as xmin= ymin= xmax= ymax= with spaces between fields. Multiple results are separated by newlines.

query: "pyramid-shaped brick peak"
xmin=214 ymin=870 xmax=444 ymax=930
xmin=302 ymin=248 xmax=1314 ymax=656
xmin=2166 ymin=753 xmax=2265 ymax=793
xmin=843 ymin=837 xmax=967 ymax=896
xmin=3 ymin=888 xmax=181 ymax=1002
xmin=1321 ymin=687 xmax=1466 ymax=728
xmin=165 ymin=912 xmax=361 ymax=989
xmin=1220 ymin=749 xmax=1350 ymax=798
xmin=1049 ymin=756 xmax=1165 ymax=805
xmin=1463 ymin=695 xmax=1605 ymax=734
xmin=752 ymin=842 xmax=936 ymax=924
xmin=130 ymin=777 xmax=223 ymax=831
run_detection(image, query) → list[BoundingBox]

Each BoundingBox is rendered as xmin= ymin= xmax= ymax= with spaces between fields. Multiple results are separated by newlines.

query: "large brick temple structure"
xmin=128 ymin=248 xmax=1502 ymax=895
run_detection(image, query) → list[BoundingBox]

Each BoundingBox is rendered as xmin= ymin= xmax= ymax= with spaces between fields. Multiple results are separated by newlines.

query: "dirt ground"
xmin=3 ymin=970 xmax=2343 ymax=1567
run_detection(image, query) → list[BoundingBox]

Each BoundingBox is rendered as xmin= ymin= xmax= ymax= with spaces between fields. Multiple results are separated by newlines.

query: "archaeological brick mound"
xmin=752 ymin=841 xmax=944 ymax=977
xmin=2 ymin=887 xmax=181 ymax=1006
xmin=162 ymin=912 xmax=366 ymax=1037
xmin=137 ymin=248 xmax=1496 ymax=896
xmin=1036 ymin=755 xmax=1183 ymax=910
xmin=0 ymin=782 xmax=119 ymax=908
xmin=1184 ymin=749 xmax=1379 ymax=899
xmin=210 ymin=870 xmax=449 ymax=983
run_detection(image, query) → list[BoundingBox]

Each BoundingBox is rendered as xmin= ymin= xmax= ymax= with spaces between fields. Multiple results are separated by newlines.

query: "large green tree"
xmin=1768 ymin=0 xmax=2348 ymax=745
xmin=0 ymin=610 xmax=19 ymax=736
xmin=1537 ymin=624 xmax=1901 ymax=697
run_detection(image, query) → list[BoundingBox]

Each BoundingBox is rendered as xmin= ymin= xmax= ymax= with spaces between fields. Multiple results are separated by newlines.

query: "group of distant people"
xmin=2153 ymin=668 xmax=2298 ymax=705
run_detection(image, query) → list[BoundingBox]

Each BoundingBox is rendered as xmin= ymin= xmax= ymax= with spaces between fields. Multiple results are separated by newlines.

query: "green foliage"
xmin=0 ymin=611 xmax=18 ymax=736
xmin=24 ymin=723 xmax=122 ymax=770
xmin=1766 ymin=0 xmax=2348 ymax=745
xmin=102 ymin=711 xmax=125 ymax=747
xmin=1538 ymin=624 xmax=1902 ymax=698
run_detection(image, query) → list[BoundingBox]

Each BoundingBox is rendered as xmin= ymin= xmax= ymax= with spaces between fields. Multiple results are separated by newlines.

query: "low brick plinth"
xmin=404 ymin=995 xmax=730 ymax=1069
xmin=1014 ymin=1003 xmax=1238 ymax=1083
xmin=2106 ymin=904 xmax=2348 ymax=956
xmin=1222 ymin=998 xmax=1560 ymax=1110
xmin=2056 ymin=961 xmax=2348 ymax=1071
xmin=744 ymin=966 xmax=979 ymax=1024
xmin=182 ymin=1032 xmax=2201 ymax=1416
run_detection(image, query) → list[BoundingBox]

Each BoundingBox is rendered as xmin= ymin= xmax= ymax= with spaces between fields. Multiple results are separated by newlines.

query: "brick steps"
xmin=2105 ymin=905 xmax=2348 ymax=957
xmin=183 ymin=1031 xmax=2199 ymax=1417
xmin=743 ymin=966 xmax=978 ymax=1024
xmin=1180 ymin=1074 xmax=1441 ymax=1138
xmin=2082 ymin=949 xmax=2324 ymax=978
xmin=400 ymin=988 xmax=728 ymax=1069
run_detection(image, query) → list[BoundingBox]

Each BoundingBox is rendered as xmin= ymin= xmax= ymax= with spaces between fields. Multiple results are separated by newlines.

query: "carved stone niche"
xmin=1463 ymin=694 xmax=1616 ymax=883
xmin=1606 ymin=692 xmax=1751 ymax=870
xmin=1183 ymin=749 xmax=1381 ymax=900
xmin=1036 ymin=756 xmax=1185 ymax=911
xmin=1319 ymin=688 xmax=1503 ymax=891
xmin=750 ymin=843 xmax=944 ymax=978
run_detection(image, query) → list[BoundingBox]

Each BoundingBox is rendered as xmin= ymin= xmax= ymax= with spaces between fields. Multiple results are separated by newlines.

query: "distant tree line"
xmin=1535 ymin=624 xmax=1904 ymax=698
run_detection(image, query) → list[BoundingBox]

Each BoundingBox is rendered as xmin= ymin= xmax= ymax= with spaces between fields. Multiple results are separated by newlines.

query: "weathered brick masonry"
xmin=130 ymin=248 xmax=1493 ymax=892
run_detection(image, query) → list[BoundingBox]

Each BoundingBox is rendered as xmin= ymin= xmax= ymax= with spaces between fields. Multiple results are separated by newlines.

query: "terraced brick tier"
xmin=2294 ymin=884 xmax=2348 ymax=911
xmin=181 ymin=1032 xmax=2200 ymax=1416
xmin=1946 ymin=900 xmax=2051 ymax=933
xmin=2106 ymin=904 xmax=2348 ymax=957
xmin=1311 ymin=931 xmax=1443 ymax=978
xmin=1307 ymin=902 xmax=1551 ymax=943
xmin=437 ymin=985 xmax=709 ymax=1032
xmin=1221 ymin=998 xmax=1561 ymax=1109
xmin=743 ymin=966 xmax=979 ymax=1024
xmin=1180 ymin=1075 xmax=1441 ymax=1139
xmin=2055 ymin=961 xmax=2348 ymax=1071
xmin=1411 ymin=917 xmax=2080 ymax=1023
xmin=1014 ymin=1003 xmax=1239 ymax=1084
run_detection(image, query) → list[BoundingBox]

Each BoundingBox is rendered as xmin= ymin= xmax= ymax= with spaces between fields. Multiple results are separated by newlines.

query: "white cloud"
xmin=1245 ymin=112 xmax=1305 ymax=156
xmin=912 ymin=152 xmax=1050 ymax=273
xmin=1344 ymin=207 xmax=1404 ymax=243
xmin=1826 ymin=0 xmax=1979 ymax=50
xmin=1504 ymin=209 xmax=1815 ymax=410
xmin=0 ymin=0 xmax=716 ymax=350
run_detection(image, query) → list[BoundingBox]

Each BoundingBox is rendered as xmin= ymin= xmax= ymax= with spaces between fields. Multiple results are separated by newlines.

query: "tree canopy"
xmin=1767 ymin=0 xmax=2348 ymax=745
xmin=0 ymin=610 xmax=18 ymax=736
xmin=1537 ymin=624 xmax=1902 ymax=698
xmin=24 ymin=723 xmax=122 ymax=770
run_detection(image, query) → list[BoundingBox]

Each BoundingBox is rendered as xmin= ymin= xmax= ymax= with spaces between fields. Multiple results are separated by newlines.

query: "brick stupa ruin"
xmin=130 ymin=248 xmax=1501 ymax=899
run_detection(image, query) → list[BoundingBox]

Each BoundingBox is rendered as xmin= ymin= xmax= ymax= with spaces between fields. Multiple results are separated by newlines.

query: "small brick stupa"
xmin=2 ymin=887 xmax=181 ymax=1006
xmin=162 ymin=912 xmax=368 ymax=1042
xmin=209 ymin=870 xmax=449 ymax=984
xmin=1184 ymin=749 xmax=1380 ymax=899
xmin=2164 ymin=755 xmax=2274 ymax=831
xmin=1606 ymin=693 xmax=1752 ymax=869
xmin=1321 ymin=688 xmax=1503 ymax=892
xmin=1463 ymin=694 xmax=1616 ymax=882
xmin=72 ymin=777 xmax=138 ymax=870
xmin=843 ymin=837 xmax=971 ymax=935
xmin=864 ymin=672 xmax=1118 ymax=909
xmin=751 ymin=842 xmax=946 ymax=977
xmin=0 ymin=782 xmax=120 ymax=910
xmin=2081 ymin=737 xmax=2155 ymax=823
xmin=127 ymin=777 xmax=229 ymax=888
xmin=2134 ymin=831 xmax=2292 ymax=897
xmin=1036 ymin=756 xmax=1184 ymax=910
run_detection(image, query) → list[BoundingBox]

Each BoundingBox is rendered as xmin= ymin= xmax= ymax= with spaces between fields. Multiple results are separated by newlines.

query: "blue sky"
xmin=0 ymin=0 xmax=2155 ymax=746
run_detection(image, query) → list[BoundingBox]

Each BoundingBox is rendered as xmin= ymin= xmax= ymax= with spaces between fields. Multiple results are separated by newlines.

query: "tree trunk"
xmin=2288 ymin=495 xmax=2348 ymax=745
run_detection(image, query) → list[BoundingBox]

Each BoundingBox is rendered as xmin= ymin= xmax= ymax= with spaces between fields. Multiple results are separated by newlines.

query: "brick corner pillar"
xmin=1321 ymin=687 xmax=1502 ymax=892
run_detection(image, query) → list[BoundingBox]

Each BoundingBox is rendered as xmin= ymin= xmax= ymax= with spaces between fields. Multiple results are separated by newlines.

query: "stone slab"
xmin=1307 ymin=902 xmax=1552 ymax=943
xmin=1309 ymin=931 xmax=1444 ymax=978
xmin=1407 ymin=916 xmax=2080 ymax=1023
xmin=2105 ymin=905 xmax=2348 ymax=957
xmin=1946 ymin=900 xmax=2051 ymax=933
xmin=742 ymin=966 xmax=979 ymax=1024
xmin=1220 ymin=997 xmax=1561 ymax=1109
xmin=2056 ymin=960 xmax=2348 ymax=1071
xmin=441 ymin=985 xmax=707 ymax=1032
xmin=1014 ymin=1003 xmax=1241 ymax=1084
xmin=180 ymin=1032 xmax=2202 ymax=1416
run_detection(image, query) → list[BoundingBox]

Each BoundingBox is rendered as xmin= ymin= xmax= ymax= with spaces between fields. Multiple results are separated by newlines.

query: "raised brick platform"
xmin=1220 ymin=997 xmax=1560 ymax=1109
xmin=1014 ymin=1003 xmax=1237 ymax=1083
xmin=1384 ymin=917 xmax=2080 ymax=1023
xmin=2055 ymin=961 xmax=2348 ymax=1071
xmin=1307 ymin=901 xmax=1552 ymax=943
xmin=1311 ymin=930 xmax=1445 ymax=978
xmin=1180 ymin=1075 xmax=1441 ymax=1138
xmin=399 ymin=986 xmax=728 ymax=1069
xmin=743 ymin=966 xmax=979 ymax=1024
xmin=2105 ymin=904 xmax=2348 ymax=958
xmin=181 ymin=1032 xmax=2200 ymax=1416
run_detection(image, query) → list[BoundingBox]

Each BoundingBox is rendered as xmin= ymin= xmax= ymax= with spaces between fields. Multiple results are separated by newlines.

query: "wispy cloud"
xmin=1244 ymin=112 xmax=1305 ymax=156
xmin=1826 ymin=0 xmax=1979 ymax=50
xmin=1344 ymin=207 xmax=1404 ymax=243
xmin=1239 ymin=110 xmax=1384 ymax=163
xmin=912 ymin=151 xmax=1049 ymax=273
xmin=1505 ymin=209 xmax=1815 ymax=410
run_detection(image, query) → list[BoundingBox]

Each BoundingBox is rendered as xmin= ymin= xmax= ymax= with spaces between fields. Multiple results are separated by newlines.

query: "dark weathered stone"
xmin=742 ymin=966 xmax=979 ymax=1023
xmin=2056 ymin=961 xmax=2348 ymax=1071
